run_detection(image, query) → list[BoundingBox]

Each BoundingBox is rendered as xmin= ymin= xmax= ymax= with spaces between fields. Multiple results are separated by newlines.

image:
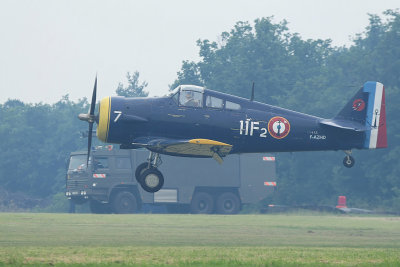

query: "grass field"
xmin=0 ymin=213 xmax=399 ymax=266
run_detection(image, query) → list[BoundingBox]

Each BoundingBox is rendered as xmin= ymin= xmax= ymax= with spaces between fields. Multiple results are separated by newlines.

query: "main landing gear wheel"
xmin=136 ymin=151 xmax=164 ymax=192
xmin=140 ymin=168 xmax=164 ymax=193
xmin=343 ymin=155 xmax=355 ymax=168
xmin=135 ymin=162 xmax=149 ymax=183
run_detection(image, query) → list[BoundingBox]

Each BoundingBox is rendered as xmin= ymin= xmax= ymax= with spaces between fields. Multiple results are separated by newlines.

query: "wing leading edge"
xmin=130 ymin=137 xmax=233 ymax=164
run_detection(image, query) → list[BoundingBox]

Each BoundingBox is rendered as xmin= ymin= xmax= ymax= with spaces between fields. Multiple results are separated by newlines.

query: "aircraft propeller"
xmin=78 ymin=76 xmax=98 ymax=165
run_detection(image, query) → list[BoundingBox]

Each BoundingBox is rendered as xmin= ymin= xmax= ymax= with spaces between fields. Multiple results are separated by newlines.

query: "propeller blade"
xmin=80 ymin=75 xmax=98 ymax=166
xmin=89 ymin=76 xmax=97 ymax=116
xmin=87 ymin=122 xmax=93 ymax=166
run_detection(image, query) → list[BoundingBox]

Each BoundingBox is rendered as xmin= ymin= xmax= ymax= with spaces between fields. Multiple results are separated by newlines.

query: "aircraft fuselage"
xmin=98 ymin=87 xmax=364 ymax=155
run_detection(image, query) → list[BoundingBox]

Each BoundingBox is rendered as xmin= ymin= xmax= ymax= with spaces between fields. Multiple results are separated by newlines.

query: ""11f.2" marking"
xmin=240 ymin=119 xmax=267 ymax=138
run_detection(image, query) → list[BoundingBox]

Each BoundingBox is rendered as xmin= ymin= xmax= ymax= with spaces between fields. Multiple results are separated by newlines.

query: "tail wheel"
xmin=343 ymin=155 xmax=355 ymax=168
xmin=135 ymin=162 xmax=149 ymax=183
xmin=190 ymin=192 xmax=214 ymax=214
xmin=216 ymin=192 xmax=241 ymax=214
xmin=112 ymin=191 xmax=137 ymax=214
xmin=140 ymin=168 xmax=164 ymax=193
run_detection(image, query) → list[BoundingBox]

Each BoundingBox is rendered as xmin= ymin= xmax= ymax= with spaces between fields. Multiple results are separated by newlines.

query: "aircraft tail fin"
xmin=334 ymin=81 xmax=387 ymax=149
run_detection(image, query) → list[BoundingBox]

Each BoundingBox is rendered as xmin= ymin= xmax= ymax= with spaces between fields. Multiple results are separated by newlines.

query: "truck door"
xmin=114 ymin=156 xmax=134 ymax=183
xmin=92 ymin=156 xmax=111 ymax=189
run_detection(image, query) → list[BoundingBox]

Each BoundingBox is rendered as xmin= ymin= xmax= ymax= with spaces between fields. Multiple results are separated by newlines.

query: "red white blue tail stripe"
xmin=363 ymin=82 xmax=387 ymax=149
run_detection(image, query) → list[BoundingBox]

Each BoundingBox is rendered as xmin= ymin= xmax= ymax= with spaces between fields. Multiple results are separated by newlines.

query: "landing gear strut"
xmin=136 ymin=151 xmax=164 ymax=193
xmin=343 ymin=150 xmax=355 ymax=168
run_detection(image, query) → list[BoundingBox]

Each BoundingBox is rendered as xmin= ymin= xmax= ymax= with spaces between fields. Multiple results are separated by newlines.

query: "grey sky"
xmin=0 ymin=0 xmax=398 ymax=104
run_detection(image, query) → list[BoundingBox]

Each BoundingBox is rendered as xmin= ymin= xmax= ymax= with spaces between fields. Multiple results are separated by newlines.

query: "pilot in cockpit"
xmin=183 ymin=91 xmax=198 ymax=107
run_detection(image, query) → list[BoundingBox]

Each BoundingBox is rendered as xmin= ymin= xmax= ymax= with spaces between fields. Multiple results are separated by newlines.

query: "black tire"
xmin=71 ymin=197 xmax=88 ymax=205
xmin=190 ymin=192 xmax=214 ymax=214
xmin=140 ymin=168 xmax=164 ymax=193
xmin=216 ymin=192 xmax=241 ymax=214
xmin=112 ymin=191 xmax=137 ymax=214
xmin=89 ymin=199 xmax=111 ymax=214
xmin=135 ymin=162 xmax=149 ymax=183
xmin=343 ymin=155 xmax=355 ymax=168
xmin=166 ymin=204 xmax=190 ymax=214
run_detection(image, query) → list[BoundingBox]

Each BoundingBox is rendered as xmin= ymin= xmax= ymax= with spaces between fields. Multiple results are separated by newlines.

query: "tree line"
xmin=0 ymin=10 xmax=399 ymax=211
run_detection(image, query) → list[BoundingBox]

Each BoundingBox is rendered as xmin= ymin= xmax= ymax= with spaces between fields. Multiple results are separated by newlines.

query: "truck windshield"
xmin=69 ymin=155 xmax=87 ymax=170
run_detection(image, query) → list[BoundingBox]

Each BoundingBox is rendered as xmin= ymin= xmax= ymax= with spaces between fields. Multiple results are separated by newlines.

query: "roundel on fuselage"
xmin=268 ymin=116 xmax=290 ymax=139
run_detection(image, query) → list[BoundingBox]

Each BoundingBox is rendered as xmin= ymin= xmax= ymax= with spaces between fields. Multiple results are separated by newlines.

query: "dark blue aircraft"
xmin=79 ymin=79 xmax=387 ymax=192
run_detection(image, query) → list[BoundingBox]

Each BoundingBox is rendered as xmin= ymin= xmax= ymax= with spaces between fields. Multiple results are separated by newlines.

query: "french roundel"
xmin=268 ymin=116 xmax=290 ymax=139
xmin=352 ymin=99 xmax=365 ymax=111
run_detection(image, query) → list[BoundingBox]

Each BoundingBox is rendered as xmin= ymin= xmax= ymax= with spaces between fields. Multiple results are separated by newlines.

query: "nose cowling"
xmin=97 ymin=96 xmax=111 ymax=143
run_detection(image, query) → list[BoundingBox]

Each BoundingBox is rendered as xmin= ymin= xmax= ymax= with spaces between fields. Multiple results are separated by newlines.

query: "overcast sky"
xmin=0 ymin=0 xmax=398 ymax=104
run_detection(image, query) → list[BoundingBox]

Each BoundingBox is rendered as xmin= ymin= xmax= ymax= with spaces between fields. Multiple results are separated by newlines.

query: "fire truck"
xmin=66 ymin=146 xmax=276 ymax=214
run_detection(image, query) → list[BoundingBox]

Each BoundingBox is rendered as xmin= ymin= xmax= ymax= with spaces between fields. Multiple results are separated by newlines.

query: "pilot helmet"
xmin=184 ymin=91 xmax=194 ymax=98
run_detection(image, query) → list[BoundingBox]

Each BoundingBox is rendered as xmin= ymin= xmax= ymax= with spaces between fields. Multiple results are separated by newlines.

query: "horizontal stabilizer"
xmin=319 ymin=119 xmax=369 ymax=132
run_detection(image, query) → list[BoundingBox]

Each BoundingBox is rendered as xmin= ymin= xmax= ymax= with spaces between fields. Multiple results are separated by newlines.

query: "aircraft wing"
xmin=131 ymin=137 xmax=233 ymax=164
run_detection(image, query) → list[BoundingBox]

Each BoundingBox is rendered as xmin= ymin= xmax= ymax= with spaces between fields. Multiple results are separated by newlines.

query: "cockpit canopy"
xmin=169 ymin=85 xmax=204 ymax=95
xmin=170 ymin=85 xmax=204 ymax=108
xmin=169 ymin=84 xmax=241 ymax=111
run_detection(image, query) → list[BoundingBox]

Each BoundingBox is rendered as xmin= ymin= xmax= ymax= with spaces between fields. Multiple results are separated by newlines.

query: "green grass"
xmin=0 ymin=213 xmax=399 ymax=266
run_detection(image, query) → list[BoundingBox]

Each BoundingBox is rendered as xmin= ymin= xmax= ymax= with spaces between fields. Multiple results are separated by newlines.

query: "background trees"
xmin=0 ymin=96 xmax=88 ymax=199
xmin=116 ymin=71 xmax=149 ymax=97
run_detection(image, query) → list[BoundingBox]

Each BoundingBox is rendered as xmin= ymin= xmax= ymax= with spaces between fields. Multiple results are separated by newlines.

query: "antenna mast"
xmin=250 ymin=82 xmax=255 ymax=101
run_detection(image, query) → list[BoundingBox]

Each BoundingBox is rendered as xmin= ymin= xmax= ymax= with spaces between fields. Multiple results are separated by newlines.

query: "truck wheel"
xmin=216 ymin=192 xmax=240 ymax=214
xmin=191 ymin=192 xmax=214 ymax=214
xmin=135 ymin=162 xmax=149 ymax=183
xmin=140 ymin=168 xmax=164 ymax=193
xmin=71 ymin=197 xmax=88 ymax=205
xmin=112 ymin=191 xmax=137 ymax=214
xmin=89 ymin=200 xmax=111 ymax=214
xmin=167 ymin=204 xmax=190 ymax=214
